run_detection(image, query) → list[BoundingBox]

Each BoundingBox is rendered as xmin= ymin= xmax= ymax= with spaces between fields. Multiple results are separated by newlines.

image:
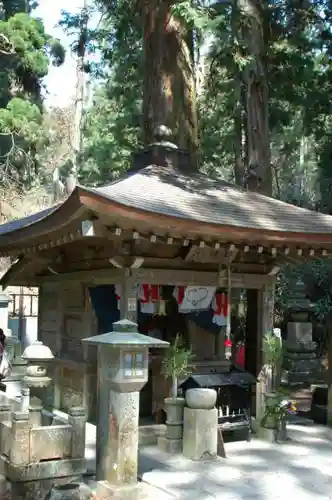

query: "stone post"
xmin=182 ymin=389 xmax=218 ymax=460
xmin=69 ymin=406 xmax=87 ymax=459
xmin=20 ymin=387 xmax=30 ymax=412
xmin=0 ymin=403 xmax=11 ymax=422
xmin=29 ymin=396 xmax=43 ymax=427
xmin=107 ymin=391 xmax=140 ymax=486
xmin=10 ymin=411 xmax=30 ymax=466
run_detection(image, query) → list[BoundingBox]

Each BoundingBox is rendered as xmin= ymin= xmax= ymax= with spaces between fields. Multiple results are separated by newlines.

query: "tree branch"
xmin=0 ymin=34 xmax=14 ymax=55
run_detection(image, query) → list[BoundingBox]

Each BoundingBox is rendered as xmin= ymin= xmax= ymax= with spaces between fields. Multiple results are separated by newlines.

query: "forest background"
xmin=1 ymin=0 xmax=332 ymax=347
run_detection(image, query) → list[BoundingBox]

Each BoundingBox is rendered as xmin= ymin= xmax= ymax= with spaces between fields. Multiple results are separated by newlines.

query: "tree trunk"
xmin=141 ymin=0 xmax=199 ymax=167
xmin=66 ymin=3 xmax=88 ymax=194
xmin=234 ymin=0 xmax=271 ymax=196
xmin=234 ymin=78 xmax=244 ymax=185
xmin=172 ymin=375 xmax=178 ymax=398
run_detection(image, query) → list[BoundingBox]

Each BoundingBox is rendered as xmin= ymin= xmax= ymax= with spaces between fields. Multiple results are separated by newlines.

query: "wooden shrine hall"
xmin=1 ymin=133 xmax=332 ymax=422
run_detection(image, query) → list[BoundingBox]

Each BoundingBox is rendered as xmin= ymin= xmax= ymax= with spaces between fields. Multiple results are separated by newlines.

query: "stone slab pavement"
xmin=84 ymin=419 xmax=332 ymax=499
xmin=139 ymin=423 xmax=332 ymax=500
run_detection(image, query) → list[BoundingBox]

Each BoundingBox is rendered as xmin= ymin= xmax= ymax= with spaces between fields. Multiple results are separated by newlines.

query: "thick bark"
xmin=234 ymin=78 xmax=244 ymax=185
xmin=66 ymin=4 xmax=88 ymax=194
xmin=141 ymin=1 xmax=199 ymax=167
xmin=235 ymin=0 xmax=272 ymax=196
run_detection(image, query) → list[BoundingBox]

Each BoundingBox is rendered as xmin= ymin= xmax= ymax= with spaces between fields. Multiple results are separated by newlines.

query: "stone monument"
xmin=282 ymin=279 xmax=323 ymax=386
xmin=82 ymin=319 xmax=168 ymax=500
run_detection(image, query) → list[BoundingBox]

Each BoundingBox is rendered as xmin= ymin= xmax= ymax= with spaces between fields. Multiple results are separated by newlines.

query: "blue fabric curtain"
xmin=88 ymin=285 xmax=120 ymax=334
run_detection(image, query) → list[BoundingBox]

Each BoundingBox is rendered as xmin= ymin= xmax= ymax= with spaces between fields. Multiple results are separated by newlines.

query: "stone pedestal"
xmin=29 ymin=396 xmax=43 ymax=427
xmin=282 ymin=322 xmax=323 ymax=386
xmin=158 ymin=397 xmax=185 ymax=454
xmin=182 ymin=407 xmax=218 ymax=460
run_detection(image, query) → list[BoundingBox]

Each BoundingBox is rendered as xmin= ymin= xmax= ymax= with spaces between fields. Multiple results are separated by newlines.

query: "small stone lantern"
xmin=21 ymin=340 xmax=54 ymax=425
xmin=0 ymin=292 xmax=10 ymax=331
xmin=82 ymin=319 xmax=168 ymax=500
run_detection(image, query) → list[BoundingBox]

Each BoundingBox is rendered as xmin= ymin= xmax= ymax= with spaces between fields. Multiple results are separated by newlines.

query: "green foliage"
xmin=0 ymin=4 xmax=65 ymax=192
xmin=261 ymin=393 xmax=296 ymax=428
xmin=263 ymin=332 xmax=283 ymax=368
xmin=0 ymin=97 xmax=41 ymax=136
xmin=162 ymin=334 xmax=194 ymax=381
xmin=72 ymin=0 xmax=143 ymax=185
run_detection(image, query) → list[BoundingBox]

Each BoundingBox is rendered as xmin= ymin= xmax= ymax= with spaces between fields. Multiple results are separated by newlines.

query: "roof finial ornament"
xmin=152 ymin=125 xmax=178 ymax=149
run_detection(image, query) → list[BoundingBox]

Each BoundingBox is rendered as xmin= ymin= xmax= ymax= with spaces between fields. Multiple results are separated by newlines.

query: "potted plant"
xmin=261 ymin=392 xmax=297 ymax=442
xmin=261 ymin=330 xmax=285 ymax=433
xmin=162 ymin=333 xmax=194 ymax=399
xmin=161 ymin=334 xmax=194 ymax=442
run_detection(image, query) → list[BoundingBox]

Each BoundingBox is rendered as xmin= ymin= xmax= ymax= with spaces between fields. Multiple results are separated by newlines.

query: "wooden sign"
xmin=185 ymin=246 xmax=225 ymax=263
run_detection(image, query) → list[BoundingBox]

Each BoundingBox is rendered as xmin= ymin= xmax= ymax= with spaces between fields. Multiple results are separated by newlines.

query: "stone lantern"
xmin=82 ymin=319 xmax=168 ymax=500
xmin=21 ymin=340 xmax=54 ymax=426
xmin=0 ymin=293 xmax=18 ymax=359
xmin=0 ymin=292 xmax=10 ymax=331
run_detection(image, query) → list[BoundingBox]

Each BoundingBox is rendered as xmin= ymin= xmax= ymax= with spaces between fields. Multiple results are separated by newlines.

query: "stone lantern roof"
xmin=82 ymin=319 xmax=169 ymax=348
xmin=22 ymin=340 xmax=54 ymax=361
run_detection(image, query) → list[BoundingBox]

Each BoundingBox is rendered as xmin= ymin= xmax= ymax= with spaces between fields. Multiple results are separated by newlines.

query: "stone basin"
xmin=185 ymin=388 xmax=217 ymax=410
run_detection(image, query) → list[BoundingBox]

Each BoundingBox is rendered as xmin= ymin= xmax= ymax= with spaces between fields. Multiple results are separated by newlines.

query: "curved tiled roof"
xmin=1 ymin=165 xmax=332 ymax=240
xmin=88 ymin=166 xmax=332 ymax=234
xmin=0 ymin=205 xmax=58 ymax=236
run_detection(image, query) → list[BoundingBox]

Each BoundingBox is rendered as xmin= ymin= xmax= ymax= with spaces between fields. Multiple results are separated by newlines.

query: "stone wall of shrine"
xmin=38 ymin=282 xmax=98 ymax=420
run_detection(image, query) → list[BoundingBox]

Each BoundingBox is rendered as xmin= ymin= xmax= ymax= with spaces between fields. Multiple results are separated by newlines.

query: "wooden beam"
xmin=20 ymin=266 xmax=275 ymax=288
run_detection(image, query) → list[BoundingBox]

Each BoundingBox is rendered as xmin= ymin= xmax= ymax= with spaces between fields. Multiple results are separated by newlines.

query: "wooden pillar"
xmin=245 ymin=289 xmax=259 ymax=377
xmin=119 ymin=273 xmax=137 ymax=322
xmin=255 ymin=280 xmax=275 ymax=422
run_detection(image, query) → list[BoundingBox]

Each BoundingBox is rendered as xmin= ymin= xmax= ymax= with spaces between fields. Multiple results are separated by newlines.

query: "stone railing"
xmin=0 ymin=403 xmax=87 ymax=499
xmin=0 ymin=406 xmax=86 ymax=465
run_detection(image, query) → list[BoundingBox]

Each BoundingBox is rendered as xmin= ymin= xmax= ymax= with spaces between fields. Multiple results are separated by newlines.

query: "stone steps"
xmin=139 ymin=424 xmax=166 ymax=446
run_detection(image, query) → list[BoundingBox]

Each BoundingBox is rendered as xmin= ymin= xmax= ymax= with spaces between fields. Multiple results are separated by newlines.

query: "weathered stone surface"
xmin=282 ymin=320 xmax=323 ymax=386
xmin=97 ymin=479 xmax=139 ymax=500
xmin=182 ymin=407 xmax=217 ymax=460
xmin=165 ymin=423 xmax=182 ymax=440
xmin=10 ymin=477 xmax=83 ymax=500
xmin=10 ymin=411 xmax=30 ymax=466
xmin=287 ymin=322 xmax=313 ymax=344
xmin=69 ymin=407 xmax=87 ymax=459
xmin=30 ymin=424 xmax=72 ymax=461
xmin=3 ymin=458 xmax=86 ymax=482
xmin=157 ymin=436 xmax=182 ymax=454
xmin=185 ymin=388 xmax=217 ymax=410
xmin=44 ymin=482 xmax=94 ymax=500
xmin=164 ymin=398 xmax=184 ymax=425
xmin=1 ymin=421 xmax=12 ymax=457
xmin=106 ymin=391 xmax=140 ymax=487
